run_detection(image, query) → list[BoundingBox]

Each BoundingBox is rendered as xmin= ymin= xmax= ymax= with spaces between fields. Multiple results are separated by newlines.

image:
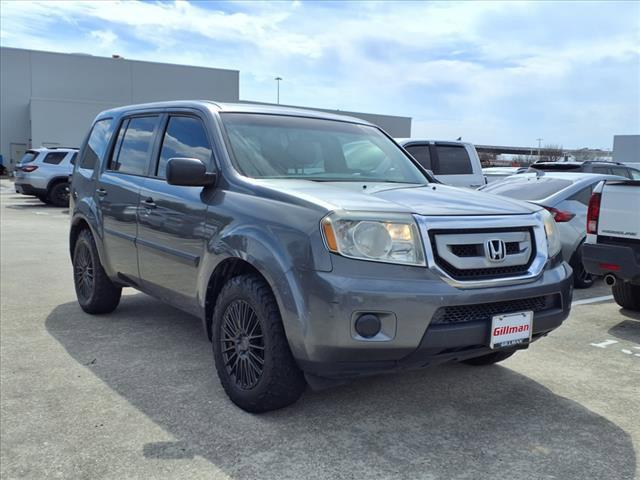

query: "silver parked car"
xmin=14 ymin=147 xmax=78 ymax=207
xmin=481 ymin=172 xmax=625 ymax=288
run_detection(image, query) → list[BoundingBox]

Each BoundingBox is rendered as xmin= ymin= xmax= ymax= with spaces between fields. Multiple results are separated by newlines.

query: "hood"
xmin=252 ymin=180 xmax=540 ymax=216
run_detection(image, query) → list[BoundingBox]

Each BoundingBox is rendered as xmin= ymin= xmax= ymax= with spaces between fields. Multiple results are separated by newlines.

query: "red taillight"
xmin=599 ymin=263 xmax=620 ymax=271
xmin=587 ymin=192 xmax=601 ymax=234
xmin=20 ymin=165 xmax=38 ymax=173
xmin=545 ymin=206 xmax=575 ymax=223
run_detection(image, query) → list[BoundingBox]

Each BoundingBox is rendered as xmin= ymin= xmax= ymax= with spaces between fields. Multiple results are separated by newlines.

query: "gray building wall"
xmin=1 ymin=47 xmax=412 ymax=171
xmin=0 ymin=47 xmax=239 ymax=170
xmin=613 ymin=135 xmax=640 ymax=167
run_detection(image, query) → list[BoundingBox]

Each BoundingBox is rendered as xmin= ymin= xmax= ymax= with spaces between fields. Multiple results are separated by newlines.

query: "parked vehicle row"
xmin=69 ymin=101 xmax=572 ymax=412
xmin=14 ymin=147 xmax=77 ymax=207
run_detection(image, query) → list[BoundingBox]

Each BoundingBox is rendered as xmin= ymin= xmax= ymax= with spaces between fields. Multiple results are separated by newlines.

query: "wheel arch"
xmin=46 ymin=175 xmax=70 ymax=194
xmin=203 ymin=257 xmax=275 ymax=341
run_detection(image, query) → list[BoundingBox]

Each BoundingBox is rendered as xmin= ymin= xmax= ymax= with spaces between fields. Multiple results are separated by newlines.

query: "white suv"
xmin=14 ymin=147 xmax=78 ymax=207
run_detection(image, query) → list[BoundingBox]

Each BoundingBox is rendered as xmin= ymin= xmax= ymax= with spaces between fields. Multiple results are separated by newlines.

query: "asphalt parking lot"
xmin=1 ymin=178 xmax=638 ymax=480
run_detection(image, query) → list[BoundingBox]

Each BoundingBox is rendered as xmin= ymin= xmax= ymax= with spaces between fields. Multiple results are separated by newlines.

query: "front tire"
xmin=212 ymin=274 xmax=306 ymax=413
xmin=73 ymin=230 xmax=122 ymax=314
xmin=462 ymin=349 xmax=516 ymax=366
xmin=612 ymin=281 xmax=640 ymax=311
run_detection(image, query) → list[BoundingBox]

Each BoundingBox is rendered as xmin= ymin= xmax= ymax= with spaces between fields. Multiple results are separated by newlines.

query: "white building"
xmin=0 ymin=47 xmax=411 ymax=171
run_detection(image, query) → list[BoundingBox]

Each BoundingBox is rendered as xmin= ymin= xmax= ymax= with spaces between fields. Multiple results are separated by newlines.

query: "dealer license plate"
xmin=490 ymin=311 xmax=533 ymax=349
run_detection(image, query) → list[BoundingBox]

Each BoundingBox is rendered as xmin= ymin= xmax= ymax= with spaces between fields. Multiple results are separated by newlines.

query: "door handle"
xmin=96 ymin=188 xmax=107 ymax=197
xmin=143 ymin=197 xmax=157 ymax=208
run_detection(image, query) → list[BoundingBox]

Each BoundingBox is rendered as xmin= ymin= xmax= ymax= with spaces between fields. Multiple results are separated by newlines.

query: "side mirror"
xmin=166 ymin=158 xmax=216 ymax=187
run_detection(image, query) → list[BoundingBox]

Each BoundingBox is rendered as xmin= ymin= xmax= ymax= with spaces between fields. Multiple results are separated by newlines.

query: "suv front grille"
xmin=431 ymin=294 xmax=559 ymax=325
xmin=429 ymin=227 xmax=535 ymax=281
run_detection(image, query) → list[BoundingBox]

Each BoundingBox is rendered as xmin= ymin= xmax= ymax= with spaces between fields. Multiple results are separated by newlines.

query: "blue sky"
xmin=1 ymin=0 xmax=638 ymax=149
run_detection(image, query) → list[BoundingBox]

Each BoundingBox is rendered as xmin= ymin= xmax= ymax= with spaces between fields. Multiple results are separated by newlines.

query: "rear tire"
xmin=48 ymin=182 xmax=69 ymax=207
xmin=570 ymin=246 xmax=594 ymax=289
xmin=612 ymin=281 xmax=640 ymax=311
xmin=73 ymin=229 xmax=122 ymax=314
xmin=212 ymin=274 xmax=306 ymax=413
xmin=462 ymin=349 xmax=516 ymax=366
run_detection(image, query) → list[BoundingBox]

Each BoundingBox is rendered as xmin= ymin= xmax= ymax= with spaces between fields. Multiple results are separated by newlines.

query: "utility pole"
xmin=274 ymin=77 xmax=283 ymax=104
xmin=536 ymin=138 xmax=543 ymax=159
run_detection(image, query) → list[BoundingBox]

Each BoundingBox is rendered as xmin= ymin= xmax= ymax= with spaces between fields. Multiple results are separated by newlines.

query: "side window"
xmin=592 ymin=166 xmax=611 ymax=175
xmin=434 ymin=145 xmax=473 ymax=175
xmin=110 ymin=116 xmax=160 ymax=176
xmin=611 ymin=167 xmax=631 ymax=178
xmin=156 ymin=116 xmax=212 ymax=178
xmin=79 ymin=119 xmax=113 ymax=170
xmin=629 ymin=168 xmax=640 ymax=180
xmin=568 ymin=185 xmax=593 ymax=206
xmin=69 ymin=152 xmax=78 ymax=165
xmin=42 ymin=152 xmax=67 ymax=165
xmin=405 ymin=145 xmax=432 ymax=170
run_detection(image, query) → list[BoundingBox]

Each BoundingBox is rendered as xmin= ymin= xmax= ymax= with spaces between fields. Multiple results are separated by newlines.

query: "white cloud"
xmin=0 ymin=0 xmax=638 ymax=147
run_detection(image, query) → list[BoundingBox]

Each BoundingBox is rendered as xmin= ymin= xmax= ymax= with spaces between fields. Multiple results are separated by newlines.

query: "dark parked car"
xmin=529 ymin=160 xmax=640 ymax=179
xmin=70 ymin=101 xmax=572 ymax=412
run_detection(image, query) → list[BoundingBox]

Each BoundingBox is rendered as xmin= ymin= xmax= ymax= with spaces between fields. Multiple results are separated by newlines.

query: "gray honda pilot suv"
xmin=70 ymin=101 xmax=573 ymax=412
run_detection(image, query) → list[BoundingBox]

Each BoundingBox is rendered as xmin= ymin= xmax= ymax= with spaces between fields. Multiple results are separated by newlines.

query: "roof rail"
xmin=40 ymin=146 xmax=79 ymax=150
xmin=582 ymin=160 xmax=623 ymax=165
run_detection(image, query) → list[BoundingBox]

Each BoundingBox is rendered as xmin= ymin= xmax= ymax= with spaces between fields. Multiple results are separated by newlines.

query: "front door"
xmin=97 ymin=115 xmax=161 ymax=282
xmin=137 ymin=114 xmax=214 ymax=312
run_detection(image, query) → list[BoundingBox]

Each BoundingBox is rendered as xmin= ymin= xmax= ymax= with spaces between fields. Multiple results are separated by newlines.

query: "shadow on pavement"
xmin=46 ymin=294 xmax=637 ymax=480
xmin=609 ymin=309 xmax=640 ymax=343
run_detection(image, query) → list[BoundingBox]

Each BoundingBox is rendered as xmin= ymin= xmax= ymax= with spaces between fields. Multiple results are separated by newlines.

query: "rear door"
xmin=137 ymin=112 xmax=214 ymax=312
xmin=431 ymin=142 xmax=484 ymax=188
xmin=97 ymin=114 xmax=161 ymax=282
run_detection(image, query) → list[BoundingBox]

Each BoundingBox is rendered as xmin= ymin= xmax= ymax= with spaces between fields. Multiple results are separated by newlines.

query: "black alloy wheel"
xmin=49 ymin=182 xmax=69 ymax=207
xmin=220 ymin=299 xmax=265 ymax=390
xmin=74 ymin=241 xmax=94 ymax=301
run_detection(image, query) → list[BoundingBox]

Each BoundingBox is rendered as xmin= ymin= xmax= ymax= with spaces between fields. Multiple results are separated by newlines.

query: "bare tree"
xmin=573 ymin=148 xmax=597 ymax=162
xmin=539 ymin=144 xmax=565 ymax=162
xmin=513 ymin=155 xmax=537 ymax=167
xmin=478 ymin=151 xmax=496 ymax=167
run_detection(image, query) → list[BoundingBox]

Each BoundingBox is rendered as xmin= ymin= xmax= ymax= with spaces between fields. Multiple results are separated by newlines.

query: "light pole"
xmin=274 ymin=77 xmax=282 ymax=104
xmin=536 ymin=137 xmax=543 ymax=159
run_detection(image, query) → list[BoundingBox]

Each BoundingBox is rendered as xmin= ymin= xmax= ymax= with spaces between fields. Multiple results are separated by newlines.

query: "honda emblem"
xmin=485 ymin=239 xmax=506 ymax=262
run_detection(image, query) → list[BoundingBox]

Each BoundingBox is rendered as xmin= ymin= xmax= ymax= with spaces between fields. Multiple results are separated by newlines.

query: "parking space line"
xmin=572 ymin=295 xmax=614 ymax=306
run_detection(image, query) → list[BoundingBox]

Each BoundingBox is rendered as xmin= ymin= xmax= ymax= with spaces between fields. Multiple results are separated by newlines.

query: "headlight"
xmin=321 ymin=212 xmax=425 ymax=266
xmin=541 ymin=209 xmax=562 ymax=258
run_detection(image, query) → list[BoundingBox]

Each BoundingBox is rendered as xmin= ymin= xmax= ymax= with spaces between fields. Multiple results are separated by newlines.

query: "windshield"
xmin=18 ymin=151 xmax=38 ymax=165
xmin=220 ymin=113 xmax=428 ymax=184
xmin=482 ymin=177 xmax=573 ymax=201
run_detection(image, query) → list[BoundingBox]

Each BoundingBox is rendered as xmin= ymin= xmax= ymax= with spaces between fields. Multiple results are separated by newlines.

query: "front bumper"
xmin=582 ymin=242 xmax=640 ymax=283
xmin=289 ymin=258 xmax=573 ymax=379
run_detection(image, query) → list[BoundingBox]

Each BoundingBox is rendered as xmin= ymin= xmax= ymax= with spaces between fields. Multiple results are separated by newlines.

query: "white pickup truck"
xmin=582 ymin=179 xmax=640 ymax=310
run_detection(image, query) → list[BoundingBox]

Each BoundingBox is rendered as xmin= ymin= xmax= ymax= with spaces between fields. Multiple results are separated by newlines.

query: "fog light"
xmin=355 ymin=314 xmax=381 ymax=338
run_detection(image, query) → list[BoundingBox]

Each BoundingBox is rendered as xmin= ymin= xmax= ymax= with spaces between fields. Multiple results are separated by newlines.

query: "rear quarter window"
xmin=42 ymin=152 xmax=68 ymax=165
xmin=434 ymin=145 xmax=472 ymax=175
